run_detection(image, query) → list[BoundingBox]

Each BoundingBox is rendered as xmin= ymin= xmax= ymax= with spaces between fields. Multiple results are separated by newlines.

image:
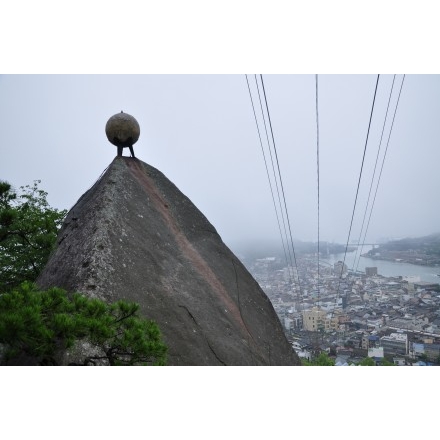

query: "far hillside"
xmin=365 ymin=233 xmax=440 ymax=266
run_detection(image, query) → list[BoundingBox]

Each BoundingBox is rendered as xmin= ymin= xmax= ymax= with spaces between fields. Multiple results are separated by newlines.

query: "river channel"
xmin=321 ymin=245 xmax=440 ymax=283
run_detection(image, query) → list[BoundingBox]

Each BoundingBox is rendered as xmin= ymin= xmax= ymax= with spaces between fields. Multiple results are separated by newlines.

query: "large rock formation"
xmin=37 ymin=157 xmax=300 ymax=365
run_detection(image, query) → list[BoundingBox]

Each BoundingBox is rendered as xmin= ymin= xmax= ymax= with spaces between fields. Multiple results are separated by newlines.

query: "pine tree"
xmin=0 ymin=282 xmax=168 ymax=366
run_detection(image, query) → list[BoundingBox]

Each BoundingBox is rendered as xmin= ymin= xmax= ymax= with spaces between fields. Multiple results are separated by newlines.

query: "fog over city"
xmin=1 ymin=74 xmax=440 ymax=252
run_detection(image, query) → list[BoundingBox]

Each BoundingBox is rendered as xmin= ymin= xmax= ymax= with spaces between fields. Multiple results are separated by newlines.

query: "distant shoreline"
xmin=361 ymin=253 xmax=440 ymax=269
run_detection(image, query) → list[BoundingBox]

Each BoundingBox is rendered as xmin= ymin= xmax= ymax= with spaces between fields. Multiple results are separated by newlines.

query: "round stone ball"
xmin=105 ymin=111 xmax=140 ymax=147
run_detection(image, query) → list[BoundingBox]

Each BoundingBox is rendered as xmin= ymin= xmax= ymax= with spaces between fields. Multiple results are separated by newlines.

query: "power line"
xmin=315 ymin=74 xmax=321 ymax=304
xmin=334 ymin=74 xmax=381 ymax=304
xmin=259 ymin=74 xmax=302 ymax=295
xmin=253 ymin=75 xmax=296 ymax=283
xmin=352 ymin=74 xmax=397 ymax=273
xmin=355 ymin=74 xmax=406 ymax=266
xmin=244 ymin=74 xmax=291 ymax=279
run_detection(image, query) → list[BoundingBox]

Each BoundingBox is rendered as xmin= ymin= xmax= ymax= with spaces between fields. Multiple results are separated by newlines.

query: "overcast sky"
xmin=1 ymin=74 xmax=439 ymax=251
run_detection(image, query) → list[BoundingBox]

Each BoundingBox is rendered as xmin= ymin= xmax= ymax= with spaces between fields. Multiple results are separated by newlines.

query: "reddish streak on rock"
xmin=127 ymin=159 xmax=253 ymax=340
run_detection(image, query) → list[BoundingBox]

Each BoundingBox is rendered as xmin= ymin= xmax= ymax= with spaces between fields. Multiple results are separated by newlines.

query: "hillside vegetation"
xmin=365 ymin=233 xmax=440 ymax=266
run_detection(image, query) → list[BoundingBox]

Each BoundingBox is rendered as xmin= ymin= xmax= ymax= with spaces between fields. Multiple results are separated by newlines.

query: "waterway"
xmin=321 ymin=245 xmax=440 ymax=283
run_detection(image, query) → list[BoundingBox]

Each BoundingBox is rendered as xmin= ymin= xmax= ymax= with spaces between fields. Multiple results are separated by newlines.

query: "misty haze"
xmin=2 ymin=74 xmax=440 ymax=368
xmin=1 ymin=74 xmax=439 ymax=252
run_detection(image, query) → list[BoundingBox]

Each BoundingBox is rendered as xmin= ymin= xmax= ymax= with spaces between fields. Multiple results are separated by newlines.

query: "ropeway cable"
xmin=259 ymin=74 xmax=302 ymax=295
xmin=351 ymin=74 xmax=397 ymax=273
xmin=316 ymin=74 xmax=321 ymax=305
xmin=244 ymin=74 xmax=292 ymax=282
xmin=354 ymin=74 xmax=406 ymax=270
xmin=253 ymin=75 xmax=296 ymax=283
xmin=333 ymin=74 xmax=381 ymax=309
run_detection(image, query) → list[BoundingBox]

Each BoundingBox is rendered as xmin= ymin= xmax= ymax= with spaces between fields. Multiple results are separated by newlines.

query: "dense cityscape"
xmin=241 ymin=246 xmax=440 ymax=366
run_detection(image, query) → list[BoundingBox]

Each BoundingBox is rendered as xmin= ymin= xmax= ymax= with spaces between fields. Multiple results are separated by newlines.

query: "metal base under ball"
xmin=117 ymin=145 xmax=136 ymax=158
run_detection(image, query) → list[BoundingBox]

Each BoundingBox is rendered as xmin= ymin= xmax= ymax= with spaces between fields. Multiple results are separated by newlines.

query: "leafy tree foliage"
xmin=0 ymin=282 xmax=168 ymax=366
xmin=357 ymin=356 xmax=376 ymax=366
xmin=355 ymin=356 xmax=395 ymax=366
xmin=0 ymin=180 xmax=67 ymax=292
xmin=0 ymin=180 xmax=168 ymax=366
xmin=301 ymin=351 xmax=335 ymax=366
xmin=302 ymin=353 xmax=398 ymax=366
